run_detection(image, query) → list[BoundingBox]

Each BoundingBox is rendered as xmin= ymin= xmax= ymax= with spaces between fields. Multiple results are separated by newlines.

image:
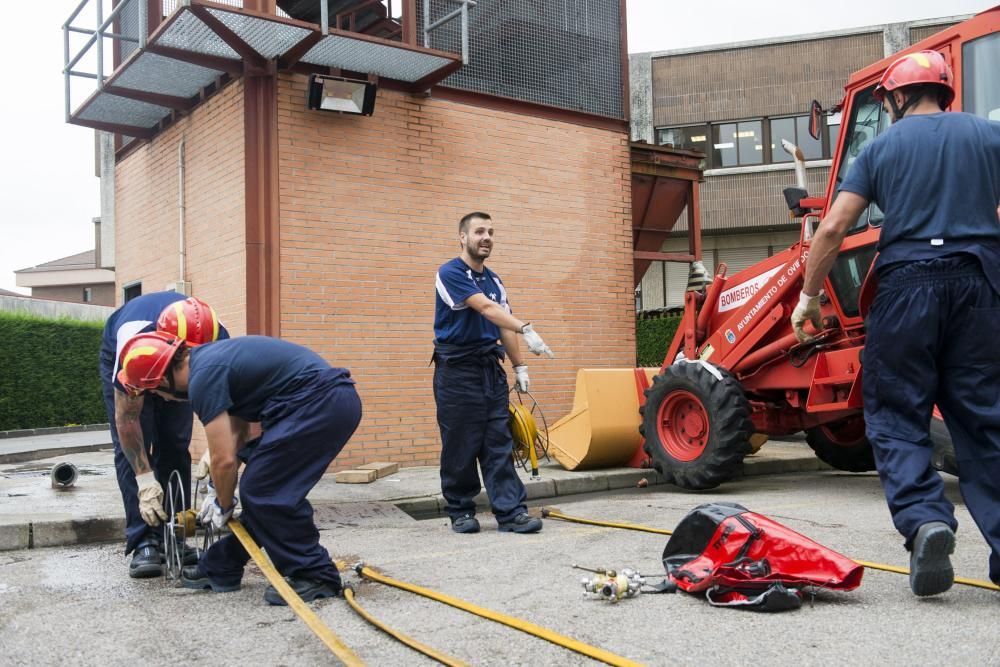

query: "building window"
xmin=657 ymin=126 xmax=710 ymax=168
xmin=123 ymin=282 xmax=142 ymax=303
xmin=770 ymin=115 xmax=823 ymax=162
xmin=712 ymin=120 xmax=763 ymax=167
xmin=82 ymin=287 xmax=92 ymax=303
xmin=827 ymin=111 xmax=842 ymax=154
xmin=658 ymin=112 xmax=833 ymax=169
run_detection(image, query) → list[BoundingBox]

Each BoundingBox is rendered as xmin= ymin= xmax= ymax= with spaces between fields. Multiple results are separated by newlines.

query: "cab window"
xmin=963 ymin=32 xmax=1000 ymax=121
xmin=832 ymin=86 xmax=890 ymax=232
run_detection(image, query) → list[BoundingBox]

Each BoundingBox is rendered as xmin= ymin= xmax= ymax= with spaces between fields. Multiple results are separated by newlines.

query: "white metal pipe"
xmin=781 ymin=139 xmax=808 ymax=190
xmin=178 ymin=137 xmax=187 ymax=283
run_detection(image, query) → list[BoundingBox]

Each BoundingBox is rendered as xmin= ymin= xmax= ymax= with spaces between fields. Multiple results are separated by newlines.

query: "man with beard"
xmin=433 ymin=211 xmax=555 ymax=534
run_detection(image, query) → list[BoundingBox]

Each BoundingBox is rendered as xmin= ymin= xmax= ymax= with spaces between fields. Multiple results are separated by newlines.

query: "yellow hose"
xmin=852 ymin=560 xmax=999 ymax=591
xmin=227 ymin=519 xmax=366 ymax=665
xmin=342 ymin=586 xmax=470 ymax=667
xmin=542 ymin=509 xmax=1000 ymax=592
xmin=541 ymin=508 xmax=673 ymax=536
xmin=356 ymin=564 xmax=645 ymax=667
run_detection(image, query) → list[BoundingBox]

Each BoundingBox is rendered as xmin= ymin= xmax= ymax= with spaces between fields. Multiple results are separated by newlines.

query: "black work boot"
xmin=180 ymin=564 xmax=241 ymax=593
xmin=451 ymin=513 xmax=480 ymax=534
xmin=498 ymin=512 xmax=542 ymax=534
xmin=129 ymin=541 xmax=165 ymax=579
xmin=264 ymin=576 xmax=341 ymax=606
xmin=910 ymin=521 xmax=955 ymax=597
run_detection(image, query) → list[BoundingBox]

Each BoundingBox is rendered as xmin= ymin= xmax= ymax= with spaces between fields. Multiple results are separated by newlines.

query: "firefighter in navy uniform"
xmin=99 ymin=293 xmax=228 ymax=578
xmin=116 ymin=332 xmax=361 ymax=605
xmin=433 ymin=211 xmax=555 ymax=534
xmin=792 ymin=51 xmax=1000 ymax=596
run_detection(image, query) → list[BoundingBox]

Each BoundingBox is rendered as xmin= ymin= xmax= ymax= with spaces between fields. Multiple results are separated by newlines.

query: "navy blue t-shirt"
xmin=100 ymin=292 xmax=230 ymax=391
xmin=839 ymin=111 xmax=1000 ymax=267
xmin=187 ymin=336 xmax=351 ymax=423
xmin=434 ymin=257 xmax=511 ymax=345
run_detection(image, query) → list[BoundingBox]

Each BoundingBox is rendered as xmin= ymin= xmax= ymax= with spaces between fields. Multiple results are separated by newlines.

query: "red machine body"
xmin=642 ymin=7 xmax=1000 ymax=490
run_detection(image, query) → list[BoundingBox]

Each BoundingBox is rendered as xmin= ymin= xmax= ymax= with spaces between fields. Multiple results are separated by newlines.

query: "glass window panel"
xmin=796 ymin=116 xmax=823 ymax=160
xmin=657 ymin=126 xmax=709 ymax=167
xmin=712 ymin=123 xmax=738 ymax=167
xmin=828 ymin=122 xmax=840 ymax=154
xmin=769 ymin=117 xmax=796 ymax=163
xmin=737 ymin=120 xmax=763 ymax=165
xmin=963 ymin=34 xmax=1000 ymax=121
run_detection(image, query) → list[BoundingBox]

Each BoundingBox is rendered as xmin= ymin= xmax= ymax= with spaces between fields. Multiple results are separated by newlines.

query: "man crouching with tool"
xmin=116 ymin=332 xmax=362 ymax=605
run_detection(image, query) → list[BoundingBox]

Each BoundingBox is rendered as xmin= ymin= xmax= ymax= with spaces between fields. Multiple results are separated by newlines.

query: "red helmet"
xmin=874 ymin=50 xmax=955 ymax=109
xmin=117 ymin=331 xmax=184 ymax=395
xmin=156 ymin=297 xmax=220 ymax=346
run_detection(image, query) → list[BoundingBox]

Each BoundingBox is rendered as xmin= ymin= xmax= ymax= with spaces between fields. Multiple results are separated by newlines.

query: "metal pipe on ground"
xmin=50 ymin=462 xmax=79 ymax=489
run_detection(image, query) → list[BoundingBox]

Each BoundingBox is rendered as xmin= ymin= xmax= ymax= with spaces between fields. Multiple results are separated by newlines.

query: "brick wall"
xmin=699 ymin=166 xmax=831 ymax=233
xmin=651 ymin=33 xmax=884 ymax=126
xmin=276 ymin=75 xmax=634 ymax=468
xmin=115 ymin=80 xmax=247 ymax=454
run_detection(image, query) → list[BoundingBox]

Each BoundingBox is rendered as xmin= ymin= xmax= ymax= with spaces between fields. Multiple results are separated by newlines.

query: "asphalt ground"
xmin=1 ymin=470 xmax=997 ymax=666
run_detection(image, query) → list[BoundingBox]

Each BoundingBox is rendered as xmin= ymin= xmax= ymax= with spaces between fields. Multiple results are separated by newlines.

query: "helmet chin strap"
xmin=161 ymin=367 xmax=189 ymax=400
xmin=887 ymin=88 xmax=927 ymax=122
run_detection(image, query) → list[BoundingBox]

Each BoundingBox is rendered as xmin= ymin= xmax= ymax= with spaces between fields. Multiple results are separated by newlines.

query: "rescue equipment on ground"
xmin=342 ymin=584 xmax=469 ymax=667
xmin=508 ymin=389 xmax=550 ymax=479
xmin=49 ymin=462 xmax=79 ymax=489
xmin=229 ymin=520 xmax=364 ymax=665
xmin=543 ymin=506 xmax=1000 ymax=592
xmin=574 ymin=565 xmax=645 ymax=603
xmin=162 ymin=471 xmax=219 ymax=580
xmin=661 ymin=502 xmax=863 ymax=611
xmin=355 ymin=563 xmax=643 ymax=667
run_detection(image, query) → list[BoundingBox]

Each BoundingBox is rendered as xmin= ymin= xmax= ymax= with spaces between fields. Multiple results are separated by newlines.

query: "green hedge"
xmin=0 ymin=312 xmax=106 ymax=430
xmin=636 ymin=315 xmax=682 ymax=367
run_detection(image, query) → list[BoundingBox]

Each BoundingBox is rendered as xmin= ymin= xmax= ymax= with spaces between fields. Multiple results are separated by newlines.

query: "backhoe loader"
xmin=549 ymin=6 xmax=1000 ymax=489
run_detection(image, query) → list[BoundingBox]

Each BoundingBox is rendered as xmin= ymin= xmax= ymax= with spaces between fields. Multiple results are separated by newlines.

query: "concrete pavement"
xmin=0 ymin=429 xmax=828 ymax=552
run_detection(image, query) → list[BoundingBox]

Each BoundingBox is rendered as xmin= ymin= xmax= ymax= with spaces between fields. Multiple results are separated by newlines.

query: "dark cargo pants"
xmin=434 ymin=356 xmax=527 ymax=523
xmin=863 ymin=255 xmax=1000 ymax=584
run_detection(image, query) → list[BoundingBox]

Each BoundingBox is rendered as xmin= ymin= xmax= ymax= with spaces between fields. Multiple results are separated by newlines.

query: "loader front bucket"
xmin=548 ymin=368 xmax=661 ymax=470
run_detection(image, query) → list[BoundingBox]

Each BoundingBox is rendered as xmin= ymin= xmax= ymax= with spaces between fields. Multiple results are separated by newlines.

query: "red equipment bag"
xmin=662 ymin=502 xmax=864 ymax=611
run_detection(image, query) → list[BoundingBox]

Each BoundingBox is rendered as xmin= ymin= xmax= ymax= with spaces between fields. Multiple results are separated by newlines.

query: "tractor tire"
xmin=640 ymin=361 xmax=753 ymax=490
xmin=805 ymin=418 xmax=876 ymax=472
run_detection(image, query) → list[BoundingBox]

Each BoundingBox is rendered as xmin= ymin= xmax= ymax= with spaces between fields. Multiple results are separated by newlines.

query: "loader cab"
xmin=816 ymin=13 xmax=1000 ymax=326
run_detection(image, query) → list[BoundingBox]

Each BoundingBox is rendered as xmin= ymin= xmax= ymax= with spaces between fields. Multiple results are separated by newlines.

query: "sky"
xmin=0 ymin=0 xmax=994 ymax=293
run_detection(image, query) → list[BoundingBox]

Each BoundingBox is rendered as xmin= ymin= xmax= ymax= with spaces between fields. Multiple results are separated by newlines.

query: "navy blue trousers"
xmin=434 ymin=358 xmax=527 ymax=523
xmin=863 ymin=255 xmax=1000 ymax=584
xmin=200 ymin=372 xmax=361 ymax=588
xmin=101 ymin=379 xmax=193 ymax=554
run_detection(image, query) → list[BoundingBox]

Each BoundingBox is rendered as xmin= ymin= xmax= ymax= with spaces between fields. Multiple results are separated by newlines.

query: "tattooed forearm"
xmin=114 ymin=390 xmax=151 ymax=475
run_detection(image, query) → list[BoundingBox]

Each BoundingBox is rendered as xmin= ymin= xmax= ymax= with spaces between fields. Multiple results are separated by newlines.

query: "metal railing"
xmin=423 ymin=0 xmax=475 ymax=64
xmin=62 ymin=0 xmax=149 ymax=122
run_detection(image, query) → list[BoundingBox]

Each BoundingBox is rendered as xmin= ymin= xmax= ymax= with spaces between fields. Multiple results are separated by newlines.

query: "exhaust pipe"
xmin=50 ymin=462 xmax=79 ymax=489
xmin=781 ymin=139 xmax=808 ymax=189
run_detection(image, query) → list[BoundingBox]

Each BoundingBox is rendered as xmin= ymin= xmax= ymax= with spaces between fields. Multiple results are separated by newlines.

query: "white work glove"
xmin=194 ymin=450 xmax=211 ymax=480
xmin=199 ymin=493 xmax=237 ymax=531
xmin=135 ymin=472 xmax=168 ymax=526
xmin=791 ymin=291 xmax=822 ymax=343
xmin=521 ymin=324 xmax=555 ymax=358
xmin=203 ymin=479 xmax=217 ymax=507
xmin=513 ymin=365 xmax=530 ymax=393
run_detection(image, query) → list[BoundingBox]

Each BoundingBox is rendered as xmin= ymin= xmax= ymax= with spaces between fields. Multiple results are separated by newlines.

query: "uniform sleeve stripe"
xmin=436 ymin=272 xmax=469 ymax=311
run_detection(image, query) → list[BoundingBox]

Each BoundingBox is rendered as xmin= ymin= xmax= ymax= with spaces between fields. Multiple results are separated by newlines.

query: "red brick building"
xmin=67 ymin=1 xmax=635 ymax=466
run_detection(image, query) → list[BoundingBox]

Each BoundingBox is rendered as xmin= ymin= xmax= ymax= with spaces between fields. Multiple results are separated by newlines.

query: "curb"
xmin=0 ymin=443 xmax=113 ymax=465
xmin=0 ymin=424 xmax=110 ymax=439
xmin=0 ymin=454 xmax=828 ymax=552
